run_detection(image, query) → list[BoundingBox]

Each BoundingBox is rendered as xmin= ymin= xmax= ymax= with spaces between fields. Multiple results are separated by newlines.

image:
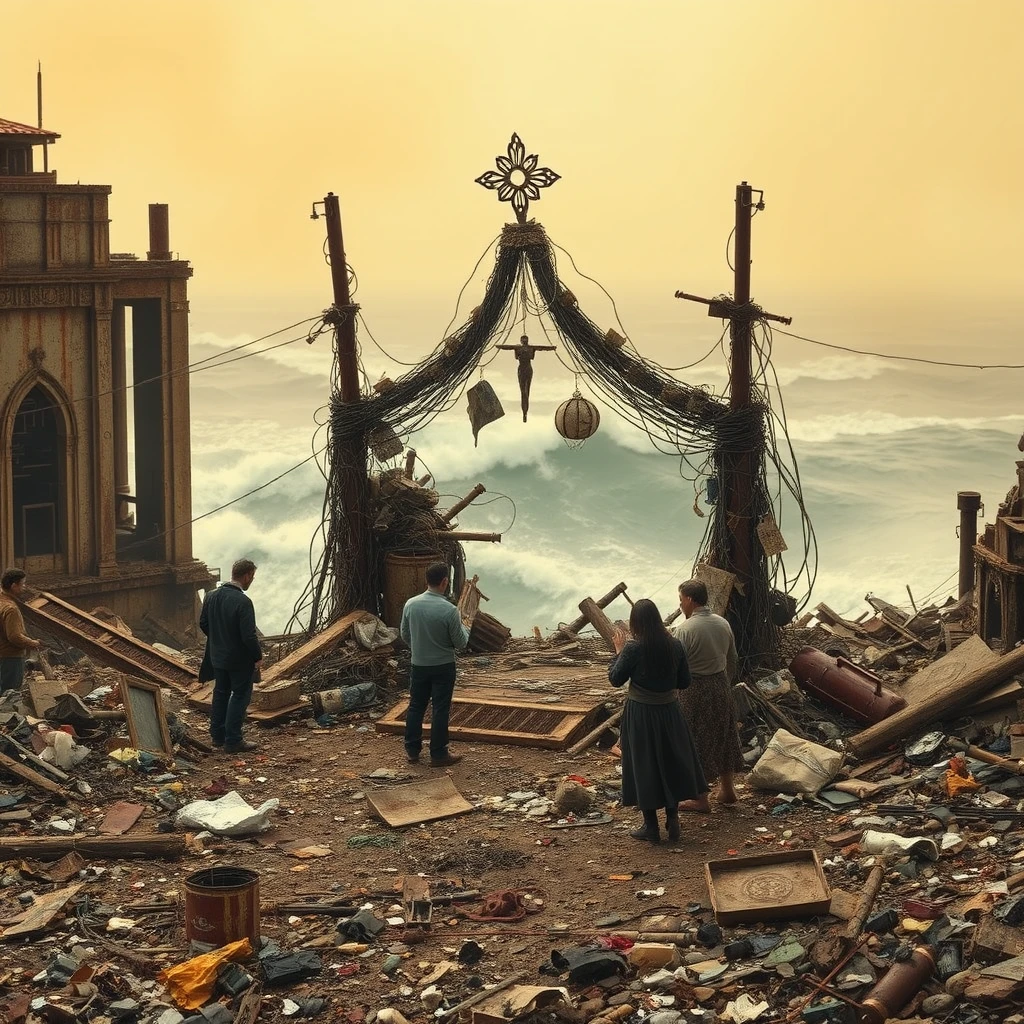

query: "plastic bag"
xmin=175 ymin=791 xmax=279 ymax=836
xmin=157 ymin=938 xmax=252 ymax=1009
xmin=748 ymin=728 xmax=843 ymax=795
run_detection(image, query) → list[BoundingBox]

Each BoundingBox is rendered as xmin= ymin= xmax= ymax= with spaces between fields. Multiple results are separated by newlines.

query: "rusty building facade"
xmin=0 ymin=116 xmax=213 ymax=636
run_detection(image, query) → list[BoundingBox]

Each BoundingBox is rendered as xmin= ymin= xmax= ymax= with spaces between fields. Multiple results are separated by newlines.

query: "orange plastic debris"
xmin=156 ymin=937 xmax=253 ymax=1009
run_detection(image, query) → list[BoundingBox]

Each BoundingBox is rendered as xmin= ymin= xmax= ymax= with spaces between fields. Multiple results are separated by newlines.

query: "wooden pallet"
xmin=375 ymin=696 xmax=599 ymax=750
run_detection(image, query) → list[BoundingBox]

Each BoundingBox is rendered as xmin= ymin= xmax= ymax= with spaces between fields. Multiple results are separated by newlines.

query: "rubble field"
xmin=3 ymin=590 xmax=1024 ymax=1024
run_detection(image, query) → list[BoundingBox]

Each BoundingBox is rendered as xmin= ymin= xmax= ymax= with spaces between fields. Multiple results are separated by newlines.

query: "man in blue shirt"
xmin=400 ymin=561 xmax=471 ymax=767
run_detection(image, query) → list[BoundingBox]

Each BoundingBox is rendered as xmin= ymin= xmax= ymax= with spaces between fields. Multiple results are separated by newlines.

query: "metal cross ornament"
xmin=475 ymin=133 xmax=560 ymax=224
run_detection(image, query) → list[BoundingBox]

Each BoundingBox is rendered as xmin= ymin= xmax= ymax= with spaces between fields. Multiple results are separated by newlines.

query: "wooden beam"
xmin=0 ymin=834 xmax=185 ymax=860
xmin=0 ymin=749 xmax=65 ymax=796
xmin=261 ymin=610 xmax=369 ymax=685
xmin=551 ymin=582 xmax=627 ymax=640
xmin=440 ymin=483 xmax=486 ymax=524
xmin=579 ymin=597 xmax=619 ymax=652
xmin=567 ymin=707 xmax=623 ymax=755
xmin=432 ymin=530 xmax=501 ymax=543
xmin=848 ymin=643 xmax=1024 ymax=759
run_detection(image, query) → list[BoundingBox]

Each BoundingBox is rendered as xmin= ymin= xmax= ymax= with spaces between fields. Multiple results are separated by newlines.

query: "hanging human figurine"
xmin=496 ymin=334 xmax=556 ymax=422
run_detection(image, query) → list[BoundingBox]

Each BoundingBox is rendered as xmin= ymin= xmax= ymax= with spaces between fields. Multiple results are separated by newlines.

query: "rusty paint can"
xmin=789 ymin=647 xmax=907 ymax=725
xmin=184 ymin=866 xmax=260 ymax=948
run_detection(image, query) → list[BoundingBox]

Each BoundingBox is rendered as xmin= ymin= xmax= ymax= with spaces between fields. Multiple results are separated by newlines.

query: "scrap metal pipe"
xmin=848 ymin=643 xmax=1024 ymax=759
xmin=957 ymin=491 xmax=982 ymax=597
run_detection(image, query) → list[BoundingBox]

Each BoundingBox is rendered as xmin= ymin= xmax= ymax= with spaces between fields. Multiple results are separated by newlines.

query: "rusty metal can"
xmin=859 ymin=946 xmax=935 ymax=1024
xmin=184 ymin=866 xmax=260 ymax=948
xmin=789 ymin=647 xmax=907 ymax=725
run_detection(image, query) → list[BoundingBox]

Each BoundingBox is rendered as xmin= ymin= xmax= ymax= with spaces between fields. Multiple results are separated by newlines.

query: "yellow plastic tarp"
xmin=157 ymin=937 xmax=253 ymax=1009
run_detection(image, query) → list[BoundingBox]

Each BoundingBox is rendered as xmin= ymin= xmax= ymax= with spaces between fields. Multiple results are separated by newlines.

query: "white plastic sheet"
xmin=175 ymin=790 xmax=279 ymax=836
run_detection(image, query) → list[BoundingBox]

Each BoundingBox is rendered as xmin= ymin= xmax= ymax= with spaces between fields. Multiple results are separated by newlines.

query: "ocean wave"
xmin=786 ymin=412 xmax=1022 ymax=443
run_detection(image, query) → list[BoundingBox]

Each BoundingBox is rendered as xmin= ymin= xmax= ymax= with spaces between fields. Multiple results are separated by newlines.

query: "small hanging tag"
xmin=756 ymin=515 xmax=789 ymax=556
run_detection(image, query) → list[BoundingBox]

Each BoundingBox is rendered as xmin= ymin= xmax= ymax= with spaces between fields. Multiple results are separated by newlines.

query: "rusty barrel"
xmin=789 ymin=646 xmax=907 ymax=725
xmin=184 ymin=866 xmax=260 ymax=948
xmin=859 ymin=946 xmax=935 ymax=1024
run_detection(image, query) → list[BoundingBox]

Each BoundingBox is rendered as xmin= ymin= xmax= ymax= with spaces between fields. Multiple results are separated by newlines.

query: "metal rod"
xmin=957 ymin=491 xmax=982 ymax=597
xmin=441 ymin=483 xmax=486 ymax=523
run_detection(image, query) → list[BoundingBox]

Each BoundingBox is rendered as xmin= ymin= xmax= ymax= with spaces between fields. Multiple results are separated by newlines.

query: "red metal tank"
xmin=789 ymin=647 xmax=907 ymax=725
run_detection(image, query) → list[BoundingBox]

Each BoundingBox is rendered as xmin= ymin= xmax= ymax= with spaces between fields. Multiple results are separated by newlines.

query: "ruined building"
xmin=975 ymin=446 xmax=1024 ymax=652
xmin=0 ymin=115 xmax=214 ymax=636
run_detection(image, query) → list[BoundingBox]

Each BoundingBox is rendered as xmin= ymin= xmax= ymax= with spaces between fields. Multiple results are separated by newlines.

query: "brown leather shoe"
xmin=430 ymin=753 xmax=463 ymax=768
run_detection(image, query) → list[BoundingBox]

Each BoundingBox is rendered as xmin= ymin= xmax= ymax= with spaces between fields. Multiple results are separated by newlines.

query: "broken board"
xmin=900 ymin=633 xmax=1002 ymax=704
xmin=261 ymin=610 xmax=369 ymax=685
xmin=0 ymin=882 xmax=85 ymax=941
xmin=26 ymin=679 xmax=68 ymax=718
xmin=375 ymin=697 xmax=598 ymax=750
xmin=366 ymin=776 xmax=474 ymax=827
xmin=187 ymin=682 xmax=308 ymax=723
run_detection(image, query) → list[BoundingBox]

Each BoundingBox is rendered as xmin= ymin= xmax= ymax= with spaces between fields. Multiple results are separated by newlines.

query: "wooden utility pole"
xmin=320 ymin=192 xmax=375 ymax=615
xmin=728 ymin=182 xmax=756 ymax=588
xmin=676 ymin=182 xmax=791 ymax=668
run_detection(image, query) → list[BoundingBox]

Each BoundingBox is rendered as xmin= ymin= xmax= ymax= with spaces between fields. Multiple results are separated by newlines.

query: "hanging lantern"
xmin=554 ymin=390 xmax=600 ymax=450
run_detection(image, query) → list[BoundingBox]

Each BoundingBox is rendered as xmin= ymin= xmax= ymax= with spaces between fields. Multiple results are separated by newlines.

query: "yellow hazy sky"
xmin=4 ymin=0 xmax=1023 ymax=354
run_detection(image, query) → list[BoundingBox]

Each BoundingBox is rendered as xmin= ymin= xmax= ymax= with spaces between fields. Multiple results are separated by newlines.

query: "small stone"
xmin=697 ymin=923 xmax=723 ymax=947
xmin=693 ymin=987 xmax=717 ymax=1003
xmin=922 ymin=994 xmax=956 ymax=1015
xmin=607 ymin=992 xmax=634 ymax=1007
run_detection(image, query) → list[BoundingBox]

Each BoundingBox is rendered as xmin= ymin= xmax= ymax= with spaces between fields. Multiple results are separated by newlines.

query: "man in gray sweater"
xmin=400 ymin=561 xmax=470 ymax=767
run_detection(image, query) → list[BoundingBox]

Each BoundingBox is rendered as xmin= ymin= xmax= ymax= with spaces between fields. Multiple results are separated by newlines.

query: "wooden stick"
xmin=848 ymin=644 xmax=1024 ymax=759
xmin=440 ymin=483 xmax=486 ymax=523
xmin=0 ymin=749 xmax=65 ymax=796
xmin=0 ymin=834 xmax=185 ymax=860
xmin=567 ymin=707 xmax=624 ymax=756
xmin=844 ymin=864 xmax=885 ymax=943
xmin=552 ymin=583 xmax=628 ymax=639
xmin=404 ymin=449 xmax=417 ymax=480
xmin=437 ymin=971 xmax=526 ymax=1018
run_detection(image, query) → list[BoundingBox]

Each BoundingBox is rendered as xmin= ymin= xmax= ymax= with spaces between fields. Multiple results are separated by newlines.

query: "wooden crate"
xmin=375 ymin=696 xmax=599 ymax=750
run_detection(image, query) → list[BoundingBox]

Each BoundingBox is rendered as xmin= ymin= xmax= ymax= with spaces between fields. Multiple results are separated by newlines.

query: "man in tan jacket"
xmin=0 ymin=569 xmax=41 ymax=694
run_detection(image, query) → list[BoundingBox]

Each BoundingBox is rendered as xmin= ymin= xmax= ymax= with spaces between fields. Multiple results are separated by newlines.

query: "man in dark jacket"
xmin=199 ymin=558 xmax=262 ymax=753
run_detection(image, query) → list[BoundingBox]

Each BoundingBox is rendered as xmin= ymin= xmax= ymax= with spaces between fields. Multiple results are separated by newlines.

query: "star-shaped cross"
xmin=475 ymin=133 xmax=560 ymax=224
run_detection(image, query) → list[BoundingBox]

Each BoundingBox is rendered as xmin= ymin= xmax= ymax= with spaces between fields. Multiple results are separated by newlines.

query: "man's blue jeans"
xmin=210 ymin=666 xmax=254 ymax=747
xmin=404 ymin=662 xmax=456 ymax=761
xmin=0 ymin=657 xmax=24 ymax=694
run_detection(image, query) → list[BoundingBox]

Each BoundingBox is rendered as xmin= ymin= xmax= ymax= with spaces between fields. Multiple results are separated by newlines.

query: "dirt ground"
xmin=0 ymin=685 xmax=833 ymax=1020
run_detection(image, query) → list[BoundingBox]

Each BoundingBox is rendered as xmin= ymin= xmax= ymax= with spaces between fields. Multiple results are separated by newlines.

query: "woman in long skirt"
xmin=608 ymin=598 xmax=708 ymax=843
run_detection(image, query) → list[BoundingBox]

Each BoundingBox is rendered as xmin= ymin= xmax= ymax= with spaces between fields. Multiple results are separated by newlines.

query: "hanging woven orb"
xmin=554 ymin=390 xmax=600 ymax=450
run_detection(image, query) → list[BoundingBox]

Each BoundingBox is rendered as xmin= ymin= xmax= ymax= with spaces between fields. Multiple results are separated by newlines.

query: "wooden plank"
xmin=0 ymin=883 xmax=85 ymax=940
xmin=0 ymin=749 xmax=65 ymax=796
xmin=900 ymin=633 xmax=999 ymax=704
xmin=366 ymin=776 xmax=474 ymax=827
xmin=23 ymin=592 xmax=197 ymax=692
xmin=261 ymin=610 xmax=369 ymax=684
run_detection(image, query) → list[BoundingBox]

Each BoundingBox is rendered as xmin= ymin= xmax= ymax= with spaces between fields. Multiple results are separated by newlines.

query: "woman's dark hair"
xmin=629 ymin=598 xmax=674 ymax=678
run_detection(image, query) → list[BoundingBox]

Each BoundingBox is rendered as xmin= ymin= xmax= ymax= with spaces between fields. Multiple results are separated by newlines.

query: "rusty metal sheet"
xmin=366 ymin=776 xmax=474 ymax=828
xmin=99 ymin=801 xmax=145 ymax=836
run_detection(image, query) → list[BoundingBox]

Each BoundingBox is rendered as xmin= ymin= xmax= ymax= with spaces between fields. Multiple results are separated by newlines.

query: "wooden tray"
xmin=705 ymin=848 xmax=831 ymax=925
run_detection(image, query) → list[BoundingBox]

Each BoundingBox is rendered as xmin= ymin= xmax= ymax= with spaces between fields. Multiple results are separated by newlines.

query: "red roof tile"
xmin=0 ymin=117 xmax=60 ymax=139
